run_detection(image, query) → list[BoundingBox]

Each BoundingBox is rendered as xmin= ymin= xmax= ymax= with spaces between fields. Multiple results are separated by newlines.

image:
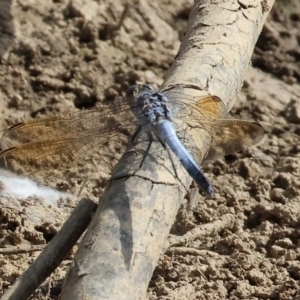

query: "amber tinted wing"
xmin=165 ymin=94 xmax=265 ymax=163
xmin=0 ymin=100 xmax=139 ymax=174
xmin=0 ymin=132 xmax=127 ymax=165
xmin=201 ymin=119 xmax=265 ymax=162
xmin=0 ymin=93 xmax=225 ymax=158
xmin=0 ymin=99 xmax=135 ymax=147
xmin=0 ymin=91 xmax=265 ymax=179
xmin=165 ymin=92 xmax=227 ymax=121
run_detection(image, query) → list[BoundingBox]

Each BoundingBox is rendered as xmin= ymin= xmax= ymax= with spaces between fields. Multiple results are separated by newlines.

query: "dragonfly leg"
xmin=156 ymin=136 xmax=179 ymax=179
xmin=133 ymin=125 xmax=179 ymax=180
xmin=131 ymin=125 xmax=142 ymax=143
xmin=130 ymin=125 xmax=153 ymax=169
xmin=139 ymin=130 xmax=153 ymax=169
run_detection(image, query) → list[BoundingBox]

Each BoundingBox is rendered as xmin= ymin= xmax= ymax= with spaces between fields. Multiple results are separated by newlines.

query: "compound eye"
xmin=126 ymin=85 xmax=138 ymax=97
xmin=143 ymin=84 xmax=154 ymax=91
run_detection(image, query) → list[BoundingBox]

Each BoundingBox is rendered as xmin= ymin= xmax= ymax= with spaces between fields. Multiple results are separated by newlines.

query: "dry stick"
xmin=166 ymin=247 xmax=220 ymax=257
xmin=61 ymin=1 xmax=274 ymax=300
xmin=1 ymin=198 xmax=97 ymax=300
xmin=0 ymin=245 xmax=45 ymax=254
xmin=167 ymin=213 xmax=235 ymax=248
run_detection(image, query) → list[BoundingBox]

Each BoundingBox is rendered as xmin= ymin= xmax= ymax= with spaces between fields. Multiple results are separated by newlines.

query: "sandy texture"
xmin=1 ymin=0 xmax=300 ymax=299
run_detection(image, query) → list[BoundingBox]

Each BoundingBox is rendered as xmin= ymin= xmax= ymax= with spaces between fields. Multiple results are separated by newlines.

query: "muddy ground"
xmin=1 ymin=0 xmax=300 ymax=299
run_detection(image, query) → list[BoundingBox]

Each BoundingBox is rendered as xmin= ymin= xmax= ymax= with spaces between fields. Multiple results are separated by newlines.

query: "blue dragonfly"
xmin=0 ymin=84 xmax=265 ymax=197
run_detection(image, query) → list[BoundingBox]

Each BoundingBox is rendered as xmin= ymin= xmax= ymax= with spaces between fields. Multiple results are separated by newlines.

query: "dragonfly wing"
xmin=163 ymin=94 xmax=227 ymax=164
xmin=164 ymin=93 xmax=264 ymax=163
xmin=0 ymin=87 xmax=265 ymax=194
xmin=0 ymin=97 xmax=138 ymax=190
xmin=170 ymin=118 xmax=264 ymax=166
xmin=202 ymin=119 xmax=265 ymax=162
xmin=0 ymin=131 xmax=130 ymax=174
xmin=165 ymin=93 xmax=227 ymax=121
xmin=0 ymin=98 xmax=136 ymax=148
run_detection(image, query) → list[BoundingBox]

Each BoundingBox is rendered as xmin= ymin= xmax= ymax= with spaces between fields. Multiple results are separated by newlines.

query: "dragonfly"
xmin=0 ymin=84 xmax=265 ymax=197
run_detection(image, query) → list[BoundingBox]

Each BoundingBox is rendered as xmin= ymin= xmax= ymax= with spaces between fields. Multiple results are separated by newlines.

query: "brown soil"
xmin=1 ymin=0 xmax=300 ymax=299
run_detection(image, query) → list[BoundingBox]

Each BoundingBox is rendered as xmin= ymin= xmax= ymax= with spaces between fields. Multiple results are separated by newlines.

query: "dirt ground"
xmin=1 ymin=0 xmax=300 ymax=299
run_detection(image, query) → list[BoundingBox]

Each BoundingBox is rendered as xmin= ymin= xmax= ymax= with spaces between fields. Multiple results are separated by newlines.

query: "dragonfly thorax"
xmin=128 ymin=85 xmax=173 ymax=125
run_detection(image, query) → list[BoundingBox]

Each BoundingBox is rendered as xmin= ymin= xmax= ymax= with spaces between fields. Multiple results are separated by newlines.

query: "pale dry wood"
xmin=0 ymin=244 xmax=45 ymax=254
xmin=61 ymin=1 xmax=274 ymax=300
xmin=166 ymin=247 xmax=220 ymax=258
xmin=167 ymin=213 xmax=235 ymax=248
xmin=1 ymin=198 xmax=97 ymax=300
xmin=161 ymin=0 xmax=272 ymax=109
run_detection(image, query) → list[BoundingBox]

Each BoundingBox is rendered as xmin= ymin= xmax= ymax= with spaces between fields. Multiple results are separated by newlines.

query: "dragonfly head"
xmin=126 ymin=84 xmax=154 ymax=100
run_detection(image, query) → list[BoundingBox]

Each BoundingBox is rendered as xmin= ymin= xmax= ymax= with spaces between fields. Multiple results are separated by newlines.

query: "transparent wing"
xmin=166 ymin=93 xmax=264 ymax=163
xmin=165 ymin=92 xmax=227 ymax=121
xmin=196 ymin=119 xmax=265 ymax=162
xmin=0 ymin=131 xmax=128 ymax=168
xmin=0 ymin=92 xmax=265 ymax=187
xmin=0 ymin=99 xmax=139 ymax=183
xmin=0 ymin=99 xmax=136 ymax=145
xmin=0 ymin=93 xmax=226 ymax=164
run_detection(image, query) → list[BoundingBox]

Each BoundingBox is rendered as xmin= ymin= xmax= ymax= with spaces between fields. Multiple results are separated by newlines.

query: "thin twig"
xmin=167 ymin=213 xmax=235 ymax=248
xmin=0 ymin=245 xmax=45 ymax=254
xmin=1 ymin=198 xmax=97 ymax=300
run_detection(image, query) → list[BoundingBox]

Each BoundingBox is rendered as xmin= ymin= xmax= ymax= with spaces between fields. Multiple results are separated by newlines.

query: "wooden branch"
xmin=167 ymin=213 xmax=235 ymax=248
xmin=60 ymin=1 xmax=274 ymax=299
xmin=1 ymin=198 xmax=97 ymax=300
xmin=160 ymin=0 xmax=272 ymax=110
xmin=0 ymin=245 xmax=45 ymax=254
